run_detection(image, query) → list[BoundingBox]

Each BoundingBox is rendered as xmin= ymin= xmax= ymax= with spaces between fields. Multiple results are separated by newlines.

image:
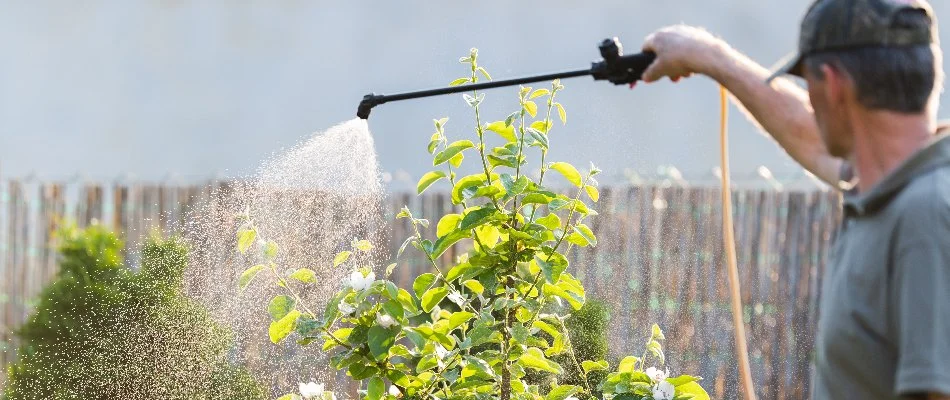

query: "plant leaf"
xmin=529 ymin=88 xmax=550 ymax=99
xmin=237 ymin=228 xmax=257 ymax=254
xmin=518 ymin=347 xmax=563 ymax=374
xmin=585 ymin=185 xmax=600 ymax=202
xmin=555 ymin=102 xmax=567 ymax=125
xmin=333 ymin=251 xmax=352 ymax=267
xmin=463 ymin=93 xmax=485 ymax=107
xmin=524 ymin=101 xmax=538 ymax=118
xmin=368 ymin=326 xmax=398 ymax=360
xmin=675 ymin=382 xmax=710 ymax=400
xmin=526 ymin=128 xmax=549 ymax=150
xmin=463 ymin=279 xmax=484 ymax=294
xmin=268 ymin=295 xmax=296 ymax=320
xmin=417 ymin=171 xmax=447 ymax=194
xmin=353 ymin=239 xmax=373 ymax=252
xmin=573 ymin=224 xmax=597 ymax=247
xmin=413 ymin=273 xmax=436 ymax=299
xmin=239 ymin=264 xmax=265 ymax=290
xmin=582 ymin=360 xmax=609 ymax=374
xmin=268 ymin=309 xmax=301 ymax=344
xmin=449 ymin=77 xmax=470 ymax=86
xmin=437 ymin=214 xmax=462 ymax=238
xmin=289 ymin=268 xmax=316 ymax=284
xmin=459 ymin=206 xmax=496 ymax=230
xmin=618 ymin=355 xmax=639 ymax=373
xmin=485 ymin=121 xmax=517 ymax=142
xmin=433 ymin=140 xmax=475 ymax=166
xmin=546 ymin=385 xmax=581 ymax=400
xmin=431 ymin=230 xmax=469 ymax=258
xmin=263 ymin=241 xmax=278 ymax=259
xmin=549 ymin=162 xmax=582 ymax=187
xmin=421 ymin=287 xmax=448 ymax=313
xmin=477 ymin=67 xmax=492 ymax=81
xmin=367 ymin=377 xmax=385 ymax=400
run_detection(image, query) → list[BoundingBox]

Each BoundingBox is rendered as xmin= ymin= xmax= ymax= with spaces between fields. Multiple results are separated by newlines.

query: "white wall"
xmin=1 ymin=1 xmax=948 ymax=187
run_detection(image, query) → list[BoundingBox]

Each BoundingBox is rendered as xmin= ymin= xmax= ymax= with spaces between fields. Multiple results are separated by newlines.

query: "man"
xmin=639 ymin=0 xmax=950 ymax=399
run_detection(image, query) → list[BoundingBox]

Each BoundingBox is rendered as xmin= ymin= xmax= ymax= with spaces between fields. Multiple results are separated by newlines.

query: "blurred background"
xmin=4 ymin=0 xmax=947 ymax=188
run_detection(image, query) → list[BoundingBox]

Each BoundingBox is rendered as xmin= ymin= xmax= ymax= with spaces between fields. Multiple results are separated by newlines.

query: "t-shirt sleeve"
xmin=892 ymin=200 xmax=950 ymax=396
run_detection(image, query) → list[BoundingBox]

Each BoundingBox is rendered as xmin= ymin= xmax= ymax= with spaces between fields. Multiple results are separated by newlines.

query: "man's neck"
xmin=850 ymin=110 xmax=934 ymax=192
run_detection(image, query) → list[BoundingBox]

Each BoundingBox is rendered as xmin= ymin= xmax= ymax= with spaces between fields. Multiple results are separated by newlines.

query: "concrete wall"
xmin=2 ymin=1 xmax=948 ymax=188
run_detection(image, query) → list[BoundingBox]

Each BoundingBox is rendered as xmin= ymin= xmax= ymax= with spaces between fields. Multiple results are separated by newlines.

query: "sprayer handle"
xmin=591 ymin=50 xmax=656 ymax=85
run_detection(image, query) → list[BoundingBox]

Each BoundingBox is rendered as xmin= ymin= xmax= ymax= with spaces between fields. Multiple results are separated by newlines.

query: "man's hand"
xmin=641 ymin=25 xmax=728 ymax=84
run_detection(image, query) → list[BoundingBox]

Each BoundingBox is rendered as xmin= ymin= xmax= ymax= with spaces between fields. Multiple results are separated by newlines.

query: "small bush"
xmin=4 ymin=223 xmax=265 ymax=400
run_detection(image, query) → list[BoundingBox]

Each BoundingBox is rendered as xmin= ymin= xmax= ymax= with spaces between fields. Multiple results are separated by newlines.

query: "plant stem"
xmin=560 ymin=318 xmax=593 ymax=395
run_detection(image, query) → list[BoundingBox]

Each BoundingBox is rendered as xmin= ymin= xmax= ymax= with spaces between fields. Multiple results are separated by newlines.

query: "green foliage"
xmin=239 ymin=49 xmax=707 ymax=400
xmin=4 ymin=223 xmax=265 ymax=400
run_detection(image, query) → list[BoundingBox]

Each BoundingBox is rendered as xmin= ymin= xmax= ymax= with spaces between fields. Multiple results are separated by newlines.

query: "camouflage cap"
xmin=767 ymin=0 xmax=937 ymax=82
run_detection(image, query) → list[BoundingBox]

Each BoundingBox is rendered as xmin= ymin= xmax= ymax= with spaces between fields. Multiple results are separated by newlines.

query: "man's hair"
xmin=804 ymin=9 xmax=944 ymax=113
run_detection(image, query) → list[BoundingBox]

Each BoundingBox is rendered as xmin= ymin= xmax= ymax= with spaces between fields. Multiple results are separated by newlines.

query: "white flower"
xmin=347 ymin=270 xmax=375 ymax=292
xmin=652 ymin=380 xmax=675 ymax=400
xmin=434 ymin=344 xmax=449 ymax=368
xmin=646 ymin=366 xmax=669 ymax=383
xmin=447 ymin=291 xmax=465 ymax=307
xmin=376 ymin=312 xmax=397 ymax=328
xmin=338 ymin=302 xmax=356 ymax=316
xmin=388 ymin=385 xmax=401 ymax=397
xmin=299 ymin=382 xmax=324 ymax=399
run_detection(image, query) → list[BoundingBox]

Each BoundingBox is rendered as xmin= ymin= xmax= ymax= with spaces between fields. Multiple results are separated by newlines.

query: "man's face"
xmin=805 ymin=63 xmax=853 ymax=158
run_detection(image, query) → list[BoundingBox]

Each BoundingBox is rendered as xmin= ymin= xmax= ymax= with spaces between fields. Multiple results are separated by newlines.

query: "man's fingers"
xmin=642 ymin=32 xmax=657 ymax=53
xmin=641 ymin=62 xmax=664 ymax=83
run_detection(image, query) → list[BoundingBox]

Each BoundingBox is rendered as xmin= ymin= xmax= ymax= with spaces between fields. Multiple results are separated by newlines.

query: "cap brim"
xmin=766 ymin=52 xmax=804 ymax=83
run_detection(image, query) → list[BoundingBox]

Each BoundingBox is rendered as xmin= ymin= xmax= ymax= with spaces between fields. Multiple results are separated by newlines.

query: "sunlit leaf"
xmin=549 ymin=162 xmax=582 ymax=187
xmin=518 ymin=347 xmax=563 ymax=374
xmin=582 ymin=360 xmax=609 ymax=374
xmin=289 ymin=268 xmax=316 ymax=284
xmin=237 ymin=228 xmax=257 ymax=254
xmin=353 ymin=240 xmax=373 ymax=252
xmin=269 ymin=309 xmax=301 ymax=344
xmin=524 ymin=101 xmax=538 ymax=118
xmin=529 ymin=88 xmax=550 ymax=99
xmin=333 ymin=251 xmax=352 ymax=267
xmin=239 ymin=264 xmax=265 ymax=290
xmin=486 ymin=121 xmax=517 ymax=142
xmin=437 ymin=214 xmax=462 ymax=238
xmin=477 ymin=67 xmax=492 ymax=81
xmin=268 ymin=295 xmax=296 ymax=320
xmin=555 ymin=102 xmax=567 ymax=125
xmin=449 ymin=77 xmax=470 ymax=86
xmin=421 ymin=287 xmax=448 ymax=313
xmin=585 ymin=185 xmax=600 ymax=202
xmin=434 ymin=140 xmax=475 ymax=166
xmin=417 ymin=171 xmax=447 ymax=194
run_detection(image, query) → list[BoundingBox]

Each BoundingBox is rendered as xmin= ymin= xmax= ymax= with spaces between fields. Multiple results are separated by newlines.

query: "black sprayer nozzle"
xmin=356 ymin=37 xmax=656 ymax=119
xmin=357 ymin=93 xmax=385 ymax=119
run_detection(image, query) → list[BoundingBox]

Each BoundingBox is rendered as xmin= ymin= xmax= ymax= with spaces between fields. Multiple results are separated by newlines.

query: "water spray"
xmin=355 ymin=37 xmax=758 ymax=400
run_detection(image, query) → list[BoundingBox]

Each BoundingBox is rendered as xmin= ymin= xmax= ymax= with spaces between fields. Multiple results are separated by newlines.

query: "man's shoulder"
xmin=892 ymin=166 xmax=950 ymax=231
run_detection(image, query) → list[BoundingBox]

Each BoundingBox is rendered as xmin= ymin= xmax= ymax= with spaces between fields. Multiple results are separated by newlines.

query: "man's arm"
xmin=640 ymin=25 xmax=846 ymax=188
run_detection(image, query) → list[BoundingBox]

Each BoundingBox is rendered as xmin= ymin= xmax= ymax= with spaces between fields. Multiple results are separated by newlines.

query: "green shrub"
xmin=4 ymin=223 xmax=265 ymax=400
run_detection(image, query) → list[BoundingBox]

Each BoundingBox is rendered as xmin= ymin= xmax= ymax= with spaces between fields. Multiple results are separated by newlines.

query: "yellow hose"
xmin=719 ymin=85 xmax=757 ymax=400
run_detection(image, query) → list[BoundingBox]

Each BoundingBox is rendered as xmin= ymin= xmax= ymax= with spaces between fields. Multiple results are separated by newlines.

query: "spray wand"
xmin=356 ymin=38 xmax=654 ymax=119
xmin=354 ymin=36 xmax=758 ymax=400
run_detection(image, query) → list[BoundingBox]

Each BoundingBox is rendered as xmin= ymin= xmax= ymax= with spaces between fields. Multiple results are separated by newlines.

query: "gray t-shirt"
xmin=813 ymin=134 xmax=950 ymax=399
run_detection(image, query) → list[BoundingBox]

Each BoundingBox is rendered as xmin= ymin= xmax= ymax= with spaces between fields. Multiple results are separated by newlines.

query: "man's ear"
xmin=821 ymin=63 xmax=852 ymax=106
